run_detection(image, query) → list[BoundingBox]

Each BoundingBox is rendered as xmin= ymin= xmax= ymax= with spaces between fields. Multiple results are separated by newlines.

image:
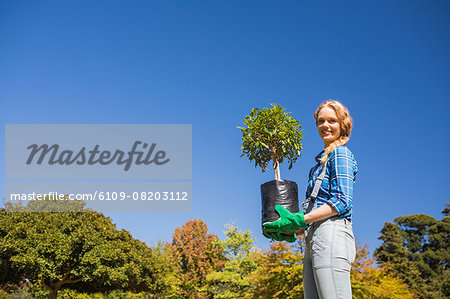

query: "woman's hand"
xmin=263 ymin=205 xmax=308 ymax=233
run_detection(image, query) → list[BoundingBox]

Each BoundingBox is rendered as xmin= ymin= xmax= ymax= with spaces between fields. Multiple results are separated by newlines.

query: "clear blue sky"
xmin=1 ymin=0 xmax=449 ymax=253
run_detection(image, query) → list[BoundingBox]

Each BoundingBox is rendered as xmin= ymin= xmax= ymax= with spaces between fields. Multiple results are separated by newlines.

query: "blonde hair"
xmin=314 ymin=100 xmax=353 ymax=164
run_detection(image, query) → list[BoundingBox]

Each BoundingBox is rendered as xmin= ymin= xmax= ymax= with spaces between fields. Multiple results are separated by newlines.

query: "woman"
xmin=263 ymin=100 xmax=358 ymax=298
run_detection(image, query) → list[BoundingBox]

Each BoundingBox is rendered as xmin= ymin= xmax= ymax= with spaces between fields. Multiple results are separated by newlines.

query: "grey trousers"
xmin=303 ymin=217 xmax=356 ymax=299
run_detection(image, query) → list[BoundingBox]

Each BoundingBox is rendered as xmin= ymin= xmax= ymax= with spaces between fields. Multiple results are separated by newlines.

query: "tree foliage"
xmin=247 ymin=241 xmax=304 ymax=298
xmin=374 ymin=221 xmax=425 ymax=293
xmin=239 ymin=103 xmax=303 ymax=180
xmin=3 ymin=201 xmax=447 ymax=298
xmin=352 ymin=244 xmax=416 ymax=298
xmin=375 ymin=203 xmax=450 ymax=298
xmin=0 ymin=199 xmax=167 ymax=299
xmin=165 ymin=218 xmax=226 ymax=298
xmin=204 ymin=225 xmax=259 ymax=298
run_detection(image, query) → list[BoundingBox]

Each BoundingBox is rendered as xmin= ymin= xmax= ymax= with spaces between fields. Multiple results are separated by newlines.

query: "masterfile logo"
xmin=26 ymin=141 xmax=170 ymax=171
xmin=6 ymin=124 xmax=191 ymax=179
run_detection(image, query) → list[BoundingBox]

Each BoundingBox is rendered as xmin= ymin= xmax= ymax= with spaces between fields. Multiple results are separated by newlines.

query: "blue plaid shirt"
xmin=305 ymin=145 xmax=358 ymax=221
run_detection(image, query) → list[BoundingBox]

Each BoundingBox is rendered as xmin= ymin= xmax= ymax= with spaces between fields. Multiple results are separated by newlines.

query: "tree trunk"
xmin=273 ymin=158 xmax=281 ymax=180
xmin=48 ymin=289 xmax=58 ymax=299
xmin=43 ymin=274 xmax=82 ymax=299
xmin=272 ymin=147 xmax=281 ymax=180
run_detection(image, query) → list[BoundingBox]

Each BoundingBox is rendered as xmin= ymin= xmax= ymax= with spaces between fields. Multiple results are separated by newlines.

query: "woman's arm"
xmin=304 ymin=203 xmax=337 ymax=224
xmin=287 ymin=204 xmax=337 ymax=236
xmin=293 ymin=204 xmax=337 ymax=235
xmin=326 ymin=146 xmax=356 ymax=215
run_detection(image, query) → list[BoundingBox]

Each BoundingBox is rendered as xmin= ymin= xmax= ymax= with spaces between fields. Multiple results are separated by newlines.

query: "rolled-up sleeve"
xmin=327 ymin=147 xmax=356 ymax=215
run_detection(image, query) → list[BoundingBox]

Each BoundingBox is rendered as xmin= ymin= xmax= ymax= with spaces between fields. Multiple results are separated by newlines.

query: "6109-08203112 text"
xmin=25 ymin=141 xmax=170 ymax=171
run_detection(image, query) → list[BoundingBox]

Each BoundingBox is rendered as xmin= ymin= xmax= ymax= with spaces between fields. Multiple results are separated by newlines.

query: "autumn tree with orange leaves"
xmin=165 ymin=219 xmax=226 ymax=298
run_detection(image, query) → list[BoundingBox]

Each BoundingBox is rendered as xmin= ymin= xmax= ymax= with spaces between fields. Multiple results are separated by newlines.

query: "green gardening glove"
xmin=263 ymin=205 xmax=307 ymax=234
xmin=263 ymin=231 xmax=297 ymax=243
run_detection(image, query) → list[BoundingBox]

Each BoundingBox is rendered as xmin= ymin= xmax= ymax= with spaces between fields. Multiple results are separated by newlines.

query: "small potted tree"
xmin=239 ymin=103 xmax=303 ymax=230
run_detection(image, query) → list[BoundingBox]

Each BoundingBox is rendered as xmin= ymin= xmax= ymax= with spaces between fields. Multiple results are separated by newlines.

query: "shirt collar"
xmin=315 ymin=150 xmax=325 ymax=163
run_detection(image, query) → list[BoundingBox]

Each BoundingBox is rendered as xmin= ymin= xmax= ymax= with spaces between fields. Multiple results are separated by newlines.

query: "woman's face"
xmin=317 ymin=106 xmax=341 ymax=147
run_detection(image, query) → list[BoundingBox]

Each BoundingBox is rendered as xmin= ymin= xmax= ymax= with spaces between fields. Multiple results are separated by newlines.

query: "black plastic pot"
xmin=261 ymin=180 xmax=299 ymax=228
